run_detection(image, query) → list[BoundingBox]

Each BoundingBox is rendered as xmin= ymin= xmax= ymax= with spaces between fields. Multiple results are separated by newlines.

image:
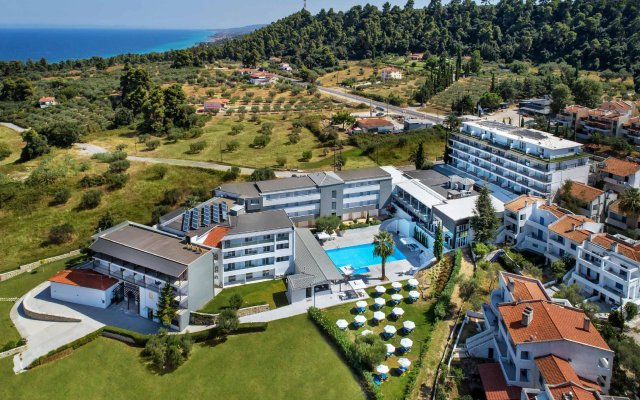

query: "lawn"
xmin=0 ymin=315 xmax=365 ymax=400
xmin=0 ymin=126 xmax=23 ymax=166
xmin=322 ymin=283 xmax=435 ymax=400
xmin=199 ymin=279 xmax=288 ymax=313
xmin=350 ymin=128 xmax=448 ymax=165
xmin=0 ymin=255 xmax=85 ymax=345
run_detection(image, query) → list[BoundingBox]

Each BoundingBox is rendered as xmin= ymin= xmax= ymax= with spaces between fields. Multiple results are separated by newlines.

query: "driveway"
xmin=11 ymin=282 xmax=159 ymax=373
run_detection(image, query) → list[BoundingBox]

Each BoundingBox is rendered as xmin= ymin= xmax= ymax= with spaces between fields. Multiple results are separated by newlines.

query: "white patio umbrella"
xmin=384 ymin=325 xmax=397 ymax=335
xmin=391 ymin=294 xmax=403 ymax=302
xmin=403 ymin=321 xmax=416 ymax=331
xmin=361 ymin=329 xmax=373 ymax=336
xmin=398 ymin=358 xmax=411 ymax=369
xmin=385 ymin=343 xmax=395 ymax=354
xmin=408 ymin=278 xmax=419 ymax=287
xmin=374 ymin=297 xmax=386 ymax=307
xmin=356 ymin=300 xmax=368 ymax=309
xmin=375 ymin=286 xmax=386 ymax=294
xmin=336 ymin=319 xmax=349 ymax=329
xmin=376 ymin=365 xmax=390 ymax=374
xmin=392 ymin=307 xmax=405 ymax=317
xmin=391 ymin=282 xmax=402 ymax=290
xmin=373 ymin=311 xmax=385 ymax=321
xmin=400 ymin=338 xmax=413 ymax=348
xmin=354 ymin=315 xmax=367 ymax=324
xmin=409 ymin=290 xmax=420 ymax=299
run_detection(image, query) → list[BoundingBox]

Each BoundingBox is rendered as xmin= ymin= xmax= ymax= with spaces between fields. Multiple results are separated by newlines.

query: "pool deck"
xmin=322 ymin=226 xmax=436 ymax=286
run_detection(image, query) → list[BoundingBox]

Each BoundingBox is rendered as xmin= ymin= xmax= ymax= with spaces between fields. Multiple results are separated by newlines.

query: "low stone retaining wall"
xmin=0 ymin=250 xmax=81 ymax=282
xmin=0 ymin=345 xmax=27 ymax=360
xmin=101 ymin=331 xmax=137 ymax=345
xmin=190 ymin=304 xmax=270 ymax=326
xmin=22 ymin=285 xmax=82 ymax=323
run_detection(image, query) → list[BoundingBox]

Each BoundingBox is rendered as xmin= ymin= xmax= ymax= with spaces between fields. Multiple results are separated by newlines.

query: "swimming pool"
xmin=326 ymin=243 xmax=408 ymax=270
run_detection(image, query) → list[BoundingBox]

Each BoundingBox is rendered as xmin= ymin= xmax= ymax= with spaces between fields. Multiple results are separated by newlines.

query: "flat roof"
xmin=434 ymin=194 xmax=504 ymax=221
xmin=255 ymin=176 xmax=317 ymax=193
xmin=465 ymin=121 xmax=582 ymax=150
xmin=335 ymin=167 xmax=391 ymax=182
xmin=396 ymin=180 xmax=445 ymax=208
xmin=227 ymin=209 xmax=293 ymax=235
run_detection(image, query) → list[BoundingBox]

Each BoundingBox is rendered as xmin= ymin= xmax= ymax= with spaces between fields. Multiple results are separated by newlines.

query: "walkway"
xmin=11 ymin=282 xmax=159 ymax=373
xmin=0 ymin=122 xmax=27 ymax=133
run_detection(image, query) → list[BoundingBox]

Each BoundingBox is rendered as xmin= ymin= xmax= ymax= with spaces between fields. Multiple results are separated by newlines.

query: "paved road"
xmin=74 ymin=143 xmax=303 ymax=178
xmin=0 ymin=122 xmax=27 ymax=133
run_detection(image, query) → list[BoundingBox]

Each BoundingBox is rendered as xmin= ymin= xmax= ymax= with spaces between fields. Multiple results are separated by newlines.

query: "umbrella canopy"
xmin=356 ymin=300 xmax=368 ymax=309
xmin=384 ymin=325 xmax=397 ymax=335
xmin=408 ymin=278 xmax=419 ymax=287
xmin=385 ymin=343 xmax=395 ymax=353
xmin=392 ymin=307 xmax=405 ymax=316
xmin=409 ymin=290 xmax=420 ymax=299
xmin=400 ymin=338 xmax=413 ymax=348
xmin=374 ymin=298 xmax=386 ymax=306
xmin=373 ymin=311 xmax=385 ymax=321
xmin=354 ymin=315 xmax=367 ymax=324
xmin=398 ymin=358 xmax=411 ymax=369
xmin=391 ymin=282 xmax=402 ymax=289
xmin=336 ymin=319 xmax=349 ymax=329
xmin=391 ymin=294 xmax=403 ymax=301
xmin=375 ymin=286 xmax=386 ymax=294
xmin=376 ymin=365 xmax=390 ymax=374
xmin=361 ymin=329 xmax=373 ymax=336
xmin=403 ymin=321 xmax=416 ymax=331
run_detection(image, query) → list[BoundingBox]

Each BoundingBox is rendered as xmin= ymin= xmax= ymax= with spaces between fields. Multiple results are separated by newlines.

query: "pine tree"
xmin=434 ymin=222 xmax=444 ymax=261
xmin=470 ymin=185 xmax=500 ymax=244
xmin=157 ymin=282 xmax=177 ymax=327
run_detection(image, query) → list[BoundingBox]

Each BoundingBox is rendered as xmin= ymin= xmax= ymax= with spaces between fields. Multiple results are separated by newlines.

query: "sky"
xmin=0 ymin=0 xmax=409 ymax=30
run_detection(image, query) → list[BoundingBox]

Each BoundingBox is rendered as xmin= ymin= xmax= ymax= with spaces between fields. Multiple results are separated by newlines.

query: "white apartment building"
xmin=448 ymin=121 xmax=590 ymax=197
xmin=598 ymin=157 xmax=640 ymax=194
xmin=467 ymin=272 xmax=615 ymax=398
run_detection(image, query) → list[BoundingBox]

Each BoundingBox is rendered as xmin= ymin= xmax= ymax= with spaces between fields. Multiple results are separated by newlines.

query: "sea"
xmin=0 ymin=28 xmax=215 ymax=63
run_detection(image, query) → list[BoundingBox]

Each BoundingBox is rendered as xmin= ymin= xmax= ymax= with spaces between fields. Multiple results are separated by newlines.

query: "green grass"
xmin=351 ymin=128 xmax=447 ymax=165
xmin=0 ymin=315 xmax=365 ymax=400
xmin=0 ymin=126 xmax=23 ymax=166
xmin=322 ymin=284 xmax=435 ymax=400
xmin=0 ymin=255 xmax=85 ymax=344
xmin=199 ymin=279 xmax=288 ymax=313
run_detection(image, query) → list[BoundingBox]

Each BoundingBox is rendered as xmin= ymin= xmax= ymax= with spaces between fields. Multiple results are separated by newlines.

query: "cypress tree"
xmin=415 ymin=142 xmax=425 ymax=170
xmin=157 ymin=282 xmax=177 ymax=327
xmin=434 ymin=222 xmax=444 ymax=261
xmin=470 ymin=185 xmax=500 ymax=245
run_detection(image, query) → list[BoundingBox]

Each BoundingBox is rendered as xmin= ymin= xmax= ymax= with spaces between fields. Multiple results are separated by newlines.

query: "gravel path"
xmin=0 ymin=122 xmax=27 ymax=133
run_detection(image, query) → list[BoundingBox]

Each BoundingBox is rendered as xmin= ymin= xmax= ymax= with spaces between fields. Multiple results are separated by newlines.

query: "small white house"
xmin=39 ymin=96 xmax=58 ymax=108
xmin=204 ymin=99 xmax=229 ymax=112
xmin=380 ymin=67 xmax=403 ymax=80
xmin=49 ymin=269 xmax=119 ymax=309
xmin=279 ymin=63 xmax=293 ymax=72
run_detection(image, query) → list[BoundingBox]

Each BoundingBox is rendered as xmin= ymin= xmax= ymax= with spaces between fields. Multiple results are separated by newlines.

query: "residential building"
xmin=621 ymin=116 xmax=640 ymax=145
xmin=547 ymin=214 xmax=602 ymax=262
xmin=38 ymin=96 xmax=57 ymax=108
xmin=250 ymin=72 xmax=278 ymax=85
xmin=467 ymin=272 xmax=615 ymax=398
xmin=598 ymin=157 xmax=640 ymax=193
xmin=215 ymin=167 xmax=393 ymax=226
xmin=203 ymin=98 xmax=229 ymax=112
xmin=409 ymin=53 xmax=424 ymax=61
xmin=558 ymin=105 xmax=590 ymax=131
xmin=448 ymin=121 xmax=590 ymax=197
xmin=606 ymin=199 xmax=637 ymax=236
xmin=354 ymin=118 xmax=394 ymax=134
xmin=279 ymin=62 xmax=292 ymax=71
xmin=519 ymin=97 xmax=552 ymax=117
xmin=404 ymin=118 xmax=434 ymax=131
xmin=557 ymin=181 xmax=607 ymax=222
xmin=578 ymin=109 xmax=630 ymax=140
xmin=568 ymin=233 xmax=640 ymax=307
xmin=268 ymin=56 xmax=282 ymax=63
xmin=380 ymin=67 xmax=403 ymax=80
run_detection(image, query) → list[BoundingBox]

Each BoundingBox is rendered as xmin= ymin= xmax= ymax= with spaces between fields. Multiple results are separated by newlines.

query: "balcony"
xmin=224 ymin=238 xmax=274 ymax=249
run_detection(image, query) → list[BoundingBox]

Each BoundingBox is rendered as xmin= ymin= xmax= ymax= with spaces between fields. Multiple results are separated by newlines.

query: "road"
xmin=74 ymin=143 xmax=303 ymax=178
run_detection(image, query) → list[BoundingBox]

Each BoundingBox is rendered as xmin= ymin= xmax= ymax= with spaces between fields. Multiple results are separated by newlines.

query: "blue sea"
xmin=0 ymin=28 xmax=214 ymax=62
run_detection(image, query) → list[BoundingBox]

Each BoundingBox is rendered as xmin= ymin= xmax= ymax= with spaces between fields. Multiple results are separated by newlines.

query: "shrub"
xmin=49 ymin=223 xmax=74 ymax=244
xmin=250 ymin=168 xmax=275 ymax=181
xmin=225 ymin=140 xmax=240 ymax=152
xmin=146 ymin=139 xmax=160 ymax=151
xmin=51 ymin=187 xmax=71 ymax=205
xmin=161 ymin=188 xmax=182 ymax=206
xmin=301 ymin=150 xmax=312 ymax=162
xmin=96 ymin=210 xmax=115 ymax=232
xmin=143 ymin=329 xmax=192 ymax=372
xmin=189 ymin=140 xmax=207 ymax=154
xmin=147 ymin=164 xmax=168 ymax=180
xmin=276 ymin=156 xmax=287 ymax=167
xmin=79 ymin=189 xmax=102 ymax=209
xmin=218 ymin=309 xmax=239 ymax=336
xmin=354 ymin=334 xmax=386 ymax=370
xmin=229 ymin=294 xmax=243 ymax=310
xmin=80 ymin=174 xmax=105 ymax=188
xmin=151 ymin=205 xmax=171 ymax=225
xmin=252 ymin=135 xmax=270 ymax=148
xmin=223 ymin=166 xmax=241 ymax=181
xmin=315 ymin=215 xmax=341 ymax=233
xmin=0 ymin=141 xmax=12 ymax=160
xmin=108 ymin=159 xmax=130 ymax=173
xmin=103 ymin=172 xmax=129 ymax=190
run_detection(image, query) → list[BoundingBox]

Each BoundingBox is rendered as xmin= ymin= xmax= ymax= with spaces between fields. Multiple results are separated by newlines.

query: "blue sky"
xmin=0 ymin=0 xmax=409 ymax=29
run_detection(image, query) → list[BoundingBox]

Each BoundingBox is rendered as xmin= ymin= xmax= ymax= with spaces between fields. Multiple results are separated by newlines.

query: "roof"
xmin=504 ymin=195 xmax=546 ymax=213
xmin=307 ymin=171 xmax=343 ymax=187
xmin=433 ymin=193 xmax=504 ymax=222
xmin=501 ymin=272 xmax=550 ymax=301
xmin=601 ymin=100 xmax=635 ymax=113
xmin=566 ymin=181 xmax=604 ymax=203
xmin=601 ymin=157 xmax=640 ymax=177
xmin=465 ymin=121 xmax=583 ymax=151
xmin=539 ymin=204 xmax=571 ymax=218
xmin=217 ymin=182 xmax=260 ymax=198
xmin=381 ymin=67 xmax=402 ymax=72
xmin=478 ymin=363 xmax=521 ymax=400
xmin=497 ymin=300 xmax=610 ymax=350
xmin=535 ymin=355 xmax=602 ymax=392
xmin=227 ymin=209 xmax=293 ymax=235
xmin=49 ymin=269 xmax=119 ymax=291
xmin=548 ymin=215 xmax=595 ymax=244
xmin=204 ymin=98 xmax=229 ymax=104
xmin=255 ymin=176 xmax=317 ymax=193
xmin=335 ymin=167 xmax=391 ymax=182
xmin=292 ymin=228 xmax=343 ymax=289
xmin=396 ymin=180 xmax=445 ymax=207
xmin=548 ymin=383 xmax=599 ymax=400
xmin=356 ymin=118 xmax=394 ymax=129
xmin=590 ymin=233 xmax=640 ymax=262
xmin=202 ymin=226 xmax=231 ymax=248
xmin=563 ymin=105 xmax=589 ymax=114
xmin=90 ymin=223 xmax=209 ymax=277
xmin=39 ymin=96 xmax=56 ymax=102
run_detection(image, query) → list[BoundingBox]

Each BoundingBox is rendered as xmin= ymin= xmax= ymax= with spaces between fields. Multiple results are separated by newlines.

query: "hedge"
xmin=434 ymin=249 xmax=463 ymax=320
xmin=1 ymin=338 xmax=26 ymax=353
xmin=308 ymin=307 xmax=383 ymax=400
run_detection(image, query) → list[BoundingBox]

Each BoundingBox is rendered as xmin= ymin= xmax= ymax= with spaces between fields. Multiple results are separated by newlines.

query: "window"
xmin=262 ymin=270 xmax=270 ymax=277
xmin=229 ymin=275 xmax=236 ymax=283
xmin=332 ymin=202 xmax=337 ymax=210
xmin=276 ymin=256 xmax=289 ymax=262
xmin=276 ymin=243 xmax=289 ymax=250
xmin=521 ymin=351 xmax=530 ymax=360
xmin=246 ymin=273 xmax=253 ymax=279
xmin=539 ymin=217 xmax=544 ymax=225
xmin=519 ymin=214 xmax=525 ymax=221
xmin=615 ymin=282 xmax=623 ymax=290
xmin=276 ymin=233 xmax=288 ymax=241
xmin=332 ymin=190 xmax=337 ymax=199
xmin=520 ymin=369 xmax=529 ymax=382
xmin=227 ymin=263 xmax=236 ymax=270
xmin=571 ymin=243 xmax=577 ymax=250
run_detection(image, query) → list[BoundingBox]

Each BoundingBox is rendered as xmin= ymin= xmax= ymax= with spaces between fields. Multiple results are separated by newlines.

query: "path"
xmin=0 ymin=122 xmax=27 ymax=133
xmin=74 ymin=143 xmax=303 ymax=178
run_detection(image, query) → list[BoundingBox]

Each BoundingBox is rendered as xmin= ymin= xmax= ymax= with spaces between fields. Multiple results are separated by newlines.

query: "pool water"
xmin=326 ymin=243 xmax=408 ymax=270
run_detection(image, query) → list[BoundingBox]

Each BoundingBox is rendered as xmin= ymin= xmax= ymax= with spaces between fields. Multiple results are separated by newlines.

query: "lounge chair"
xmin=373 ymin=375 xmax=382 ymax=386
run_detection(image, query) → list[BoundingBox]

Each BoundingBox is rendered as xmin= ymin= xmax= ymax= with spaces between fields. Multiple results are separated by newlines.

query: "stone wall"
xmin=190 ymin=304 xmax=270 ymax=326
xmin=22 ymin=286 xmax=82 ymax=323
xmin=0 ymin=345 xmax=27 ymax=360
xmin=0 ymin=250 xmax=81 ymax=282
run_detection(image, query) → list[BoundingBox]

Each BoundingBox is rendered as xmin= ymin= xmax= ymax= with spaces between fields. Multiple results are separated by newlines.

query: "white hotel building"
xmin=448 ymin=121 xmax=590 ymax=197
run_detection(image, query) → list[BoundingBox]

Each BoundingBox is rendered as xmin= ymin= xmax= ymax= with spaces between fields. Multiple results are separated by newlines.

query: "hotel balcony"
xmin=223 ymin=237 xmax=274 ymax=249
xmin=91 ymin=259 xmax=186 ymax=295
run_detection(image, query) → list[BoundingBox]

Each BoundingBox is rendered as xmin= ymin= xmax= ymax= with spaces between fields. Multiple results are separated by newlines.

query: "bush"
xmin=79 ymin=174 xmax=105 ymax=188
xmin=301 ymin=150 xmax=312 ymax=162
xmin=147 ymin=164 xmax=168 ymax=180
xmin=218 ymin=309 xmax=239 ymax=336
xmin=108 ymin=159 xmax=130 ymax=173
xmin=354 ymin=334 xmax=386 ymax=370
xmin=225 ymin=140 xmax=240 ymax=152
xmin=223 ymin=166 xmax=241 ymax=181
xmin=51 ymin=187 xmax=71 ymax=205
xmin=434 ymin=249 xmax=462 ymax=321
xmin=229 ymin=294 xmax=243 ymax=310
xmin=143 ymin=329 xmax=192 ymax=372
xmin=276 ymin=156 xmax=287 ymax=167
xmin=49 ymin=223 xmax=74 ymax=244
xmin=0 ymin=141 xmax=12 ymax=160
xmin=104 ymin=172 xmax=129 ymax=189
xmin=96 ymin=210 xmax=115 ymax=232
xmin=252 ymin=134 xmax=270 ymax=148
xmin=146 ymin=139 xmax=161 ymax=151
xmin=315 ymin=215 xmax=341 ymax=233
xmin=79 ymin=189 xmax=102 ymax=210
xmin=189 ymin=140 xmax=207 ymax=154
xmin=161 ymin=188 xmax=182 ymax=206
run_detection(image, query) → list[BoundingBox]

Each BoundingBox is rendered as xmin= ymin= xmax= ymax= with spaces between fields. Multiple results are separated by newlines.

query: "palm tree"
xmin=618 ymin=187 xmax=640 ymax=230
xmin=444 ymin=113 xmax=461 ymax=132
xmin=373 ymin=230 xmax=395 ymax=281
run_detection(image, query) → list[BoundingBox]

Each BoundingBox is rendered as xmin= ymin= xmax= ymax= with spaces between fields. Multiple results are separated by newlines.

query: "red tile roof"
xmin=202 ymin=226 xmax=231 ymax=248
xmin=548 ymin=215 xmax=594 ymax=244
xmin=504 ymin=195 xmax=545 ymax=213
xmin=39 ymin=96 xmax=56 ymax=102
xmin=601 ymin=157 xmax=640 ymax=177
xmin=356 ymin=118 xmax=394 ymax=129
xmin=540 ymin=204 xmax=571 ymax=218
xmin=536 ymin=355 xmax=591 ymax=387
xmin=501 ymin=272 xmax=550 ymax=302
xmin=563 ymin=105 xmax=589 ymax=114
xmin=565 ymin=181 xmax=604 ymax=203
xmin=205 ymin=99 xmax=229 ymax=105
xmin=478 ymin=363 xmax=521 ymax=400
xmin=497 ymin=300 xmax=610 ymax=350
xmin=590 ymin=233 xmax=640 ymax=262
xmin=548 ymin=383 xmax=599 ymax=400
xmin=49 ymin=269 xmax=119 ymax=291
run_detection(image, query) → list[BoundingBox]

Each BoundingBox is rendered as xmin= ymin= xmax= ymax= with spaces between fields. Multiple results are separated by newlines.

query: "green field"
xmin=0 ymin=315 xmax=365 ymax=400
xmin=199 ymin=279 xmax=288 ymax=313
xmin=0 ymin=126 xmax=23 ymax=166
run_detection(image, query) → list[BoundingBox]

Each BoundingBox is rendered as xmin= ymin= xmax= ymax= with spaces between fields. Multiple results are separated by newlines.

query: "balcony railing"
xmin=224 ymin=238 xmax=273 ymax=249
